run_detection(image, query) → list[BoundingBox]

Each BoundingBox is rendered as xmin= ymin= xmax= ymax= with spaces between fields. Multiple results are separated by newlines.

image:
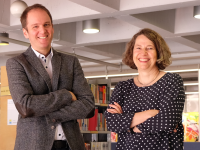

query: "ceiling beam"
xmin=0 ymin=35 xmax=120 ymax=68
xmin=69 ymin=0 xmax=119 ymax=13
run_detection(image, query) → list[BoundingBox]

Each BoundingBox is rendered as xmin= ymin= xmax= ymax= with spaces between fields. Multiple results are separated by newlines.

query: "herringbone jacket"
xmin=6 ymin=46 xmax=95 ymax=150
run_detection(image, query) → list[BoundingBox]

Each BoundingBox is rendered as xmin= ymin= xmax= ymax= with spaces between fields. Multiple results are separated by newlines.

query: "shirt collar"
xmin=31 ymin=46 xmax=53 ymax=59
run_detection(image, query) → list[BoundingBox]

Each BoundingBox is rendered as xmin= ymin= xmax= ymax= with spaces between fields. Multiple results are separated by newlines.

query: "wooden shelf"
xmin=81 ymin=130 xmax=111 ymax=134
xmin=95 ymin=103 xmax=108 ymax=106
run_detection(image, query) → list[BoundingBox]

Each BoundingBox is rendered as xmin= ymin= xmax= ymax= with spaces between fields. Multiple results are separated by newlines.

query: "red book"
xmin=88 ymin=109 xmax=98 ymax=131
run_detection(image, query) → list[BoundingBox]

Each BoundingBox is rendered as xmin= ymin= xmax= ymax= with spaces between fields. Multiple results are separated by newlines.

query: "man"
xmin=6 ymin=4 xmax=95 ymax=150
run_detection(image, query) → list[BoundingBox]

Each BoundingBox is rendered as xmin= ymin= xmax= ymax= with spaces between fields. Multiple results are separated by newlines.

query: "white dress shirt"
xmin=32 ymin=47 xmax=66 ymax=140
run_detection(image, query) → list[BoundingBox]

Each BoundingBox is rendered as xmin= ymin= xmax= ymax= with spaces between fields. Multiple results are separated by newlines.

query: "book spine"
xmin=102 ymin=86 xmax=106 ymax=104
xmin=82 ymin=119 xmax=85 ymax=131
xmin=97 ymin=85 xmax=99 ymax=103
xmin=95 ymin=84 xmax=97 ymax=103
xmin=99 ymin=86 xmax=103 ymax=104
xmin=96 ymin=109 xmax=99 ymax=131
xmin=106 ymin=86 xmax=110 ymax=104
xmin=102 ymin=114 xmax=105 ymax=131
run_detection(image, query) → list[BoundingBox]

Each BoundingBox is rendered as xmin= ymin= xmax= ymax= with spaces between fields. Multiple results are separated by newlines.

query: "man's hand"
xmin=107 ymin=102 xmax=123 ymax=114
xmin=69 ymin=91 xmax=77 ymax=101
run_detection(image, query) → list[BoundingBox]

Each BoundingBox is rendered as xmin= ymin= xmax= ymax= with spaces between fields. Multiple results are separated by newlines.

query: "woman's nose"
xmin=141 ymin=49 xmax=147 ymax=55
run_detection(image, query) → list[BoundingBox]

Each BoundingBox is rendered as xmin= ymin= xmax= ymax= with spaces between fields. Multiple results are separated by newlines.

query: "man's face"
xmin=23 ymin=8 xmax=54 ymax=52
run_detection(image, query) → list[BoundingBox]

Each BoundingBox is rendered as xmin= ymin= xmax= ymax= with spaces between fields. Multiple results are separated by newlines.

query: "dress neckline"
xmin=132 ymin=72 xmax=169 ymax=88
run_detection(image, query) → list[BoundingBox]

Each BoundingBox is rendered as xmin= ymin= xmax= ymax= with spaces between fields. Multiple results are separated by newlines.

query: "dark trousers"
xmin=51 ymin=148 xmax=70 ymax=150
xmin=51 ymin=147 xmax=70 ymax=150
xmin=51 ymin=140 xmax=71 ymax=150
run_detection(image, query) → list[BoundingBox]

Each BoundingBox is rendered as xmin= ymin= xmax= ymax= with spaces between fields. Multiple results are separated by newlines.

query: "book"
xmin=88 ymin=81 xmax=110 ymax=104
xmin=182 ymin=112 xmax=199 ymax=142
xmin=111 ymin=132 xmax=118 ymax=142
xmin=91 ymin=134 xmax=98 ymax=142
xmin=91 ymin=142 xmax=96 ymax=150
xmin=95 ymin=85 xmax=98 ymax=103
xmin=102 ymin=86 xmax=106 ymax=104
xmin=88 ymin=108 xmax=98 ymax=131
xmin=99 ymin=86 xmax=103 ymax=104
xmin=98 ymin=113 xmax=103 ymax=131
xmin=85 ymin=143 xmax=91 ymax=150
xmin=90 ymin=142 xmax=110 ymax=150
xmin=106 ymin=86 xmax=110 ymax=104
xmin=96 ymin=85 xmax=99 ymax=103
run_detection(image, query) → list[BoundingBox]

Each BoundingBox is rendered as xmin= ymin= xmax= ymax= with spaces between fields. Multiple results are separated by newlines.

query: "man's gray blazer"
xmin=6 ymin=46 xmax=95 ymax=150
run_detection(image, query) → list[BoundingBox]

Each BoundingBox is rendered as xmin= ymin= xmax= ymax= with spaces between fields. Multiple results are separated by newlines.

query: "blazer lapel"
xmin=24 ymin=46 xmax=52 ymax=92
xmin=51 ymin=49 xmax=61 ymax=91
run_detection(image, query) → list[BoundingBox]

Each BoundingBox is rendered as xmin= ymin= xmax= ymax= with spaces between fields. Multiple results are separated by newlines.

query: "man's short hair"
xmin=20 ymin=4 xmax=53 ymax=29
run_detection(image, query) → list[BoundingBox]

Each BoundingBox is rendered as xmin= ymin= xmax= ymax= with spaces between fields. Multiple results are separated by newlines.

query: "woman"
xmin=104 ymin=28 xmax=185 ymax=150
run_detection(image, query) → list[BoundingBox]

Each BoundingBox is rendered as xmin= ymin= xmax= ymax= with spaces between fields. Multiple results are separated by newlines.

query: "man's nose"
xmin=39 ymin=26 xmax=46 ymax=33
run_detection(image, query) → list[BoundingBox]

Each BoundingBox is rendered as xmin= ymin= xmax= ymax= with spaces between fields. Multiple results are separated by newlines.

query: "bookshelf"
xmin=95 ymin=103 xmax=108 ymax=107
xmin=81 ymin=131 xmax=111 ymax=134
xmin=81 ymin=78 xmax=111 ymax=150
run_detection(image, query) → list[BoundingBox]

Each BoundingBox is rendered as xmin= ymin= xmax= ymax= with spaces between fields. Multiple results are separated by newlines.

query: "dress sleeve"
xmin=104 ymin=81 xmax=135 ymax=133
xmin=137 ymin=73 xmax=185 ymax=135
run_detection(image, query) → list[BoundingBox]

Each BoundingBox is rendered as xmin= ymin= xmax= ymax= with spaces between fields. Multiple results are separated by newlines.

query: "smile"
xmin=139 ymin=59 xmax=149 ymax=62
xmin=38 ymin=36 xmax=47 ymax=39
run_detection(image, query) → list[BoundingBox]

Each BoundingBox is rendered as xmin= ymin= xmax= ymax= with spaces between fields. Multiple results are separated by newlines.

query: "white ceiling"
xmin=1 ymin=0 xmax=200 ymax=77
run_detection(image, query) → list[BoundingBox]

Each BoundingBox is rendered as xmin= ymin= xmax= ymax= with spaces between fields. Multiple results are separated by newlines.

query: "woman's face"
xmin=133 ymin=34 xmax=158 ymax=71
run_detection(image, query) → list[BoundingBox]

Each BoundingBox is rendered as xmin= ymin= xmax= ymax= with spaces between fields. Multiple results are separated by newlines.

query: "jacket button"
xmin=52 ymin=119 xmax=56 ymax=123
xmin=51 ymin=126 xmax=55 ymax=129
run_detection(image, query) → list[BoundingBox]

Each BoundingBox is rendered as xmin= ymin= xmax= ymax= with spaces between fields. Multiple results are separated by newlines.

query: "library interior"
xmin=1 ymin=0 xmax=200 ymax=150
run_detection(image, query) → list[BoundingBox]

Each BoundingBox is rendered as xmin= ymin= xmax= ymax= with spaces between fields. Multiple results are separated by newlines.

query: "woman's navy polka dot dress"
xmin=104 ymin=73 xmax=185 ymax=150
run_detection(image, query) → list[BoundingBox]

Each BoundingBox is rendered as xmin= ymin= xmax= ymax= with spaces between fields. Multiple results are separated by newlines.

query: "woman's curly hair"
xmin=122 ymin=28 xmax=171 ymax=70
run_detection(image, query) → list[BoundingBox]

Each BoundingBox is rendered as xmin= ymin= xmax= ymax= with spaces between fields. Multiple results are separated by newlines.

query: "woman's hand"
xmin=133 ymin=126 xmax=142 ymax=133
xmin=171 ymin=124 xmax=178 ymax=133
xmin=107 ymin=102 xmax=123 ymax=114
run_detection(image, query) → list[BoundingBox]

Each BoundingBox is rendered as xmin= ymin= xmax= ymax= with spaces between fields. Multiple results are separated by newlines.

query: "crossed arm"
xmin=6 ymin=56 xmax=95 ymax=122
xmin=105 ymin=76 xmax=184 ymax=134
xmin=107 ymin=102 xmax=159 ymax=133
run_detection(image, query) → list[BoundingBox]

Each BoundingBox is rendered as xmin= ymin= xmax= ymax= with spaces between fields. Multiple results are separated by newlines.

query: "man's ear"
xmin=23 ymin=28 xmax=29 ymax=39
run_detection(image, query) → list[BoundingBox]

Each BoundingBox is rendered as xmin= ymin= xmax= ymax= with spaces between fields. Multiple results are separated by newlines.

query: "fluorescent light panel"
xmin=85 ymin=75 xmax=106 ymax=79
xmin=107 ymin=73 xmax=138 ymax=77
xmin=167 ymin=69 xmax=199 ymax=73
xmin=184 ymin=83 xmax=199 ymax=86
xmin=185 ymin=92 xmax=199 ymax=94
xmin=85 ymin=69 xmax=199 ymax=79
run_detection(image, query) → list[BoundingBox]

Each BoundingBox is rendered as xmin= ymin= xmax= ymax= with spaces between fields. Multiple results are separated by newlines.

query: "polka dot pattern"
xmin=104 ymin=72 xmax=185 ymax=150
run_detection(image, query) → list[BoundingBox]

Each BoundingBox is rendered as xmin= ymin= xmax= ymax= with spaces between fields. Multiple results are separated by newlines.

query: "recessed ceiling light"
xmin=82 ymin=19 xmax=100 ymax=34
xmin=0 ymin=33 xmax=9 ymax=46
xmin=193 ymin=6 xmax=200 ymax=19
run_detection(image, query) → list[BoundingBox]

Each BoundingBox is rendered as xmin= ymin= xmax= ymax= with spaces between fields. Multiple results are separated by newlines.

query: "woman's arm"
xmin=130 ymin=109 xmax=159 ymax=127
xmin=104 ymin=82 xmax=136 ymax=133
xmin=107 ymin=103 xmax=159 ymax=128
xmin=136 ymin=73 xmax=185 ymax=135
